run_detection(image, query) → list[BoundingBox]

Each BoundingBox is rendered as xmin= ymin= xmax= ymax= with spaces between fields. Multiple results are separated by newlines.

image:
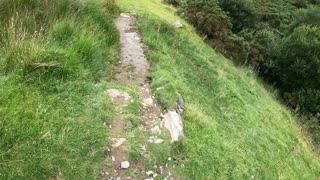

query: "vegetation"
xmin=1 ymin=0 xmax=319 ymax=179
xmin=0 ymin=0 xmax=119 ymax=178
xmin=164 ymin=0 xmax=320 ymax=145
xmin=117 ymin=0 xmax=320 ymax=178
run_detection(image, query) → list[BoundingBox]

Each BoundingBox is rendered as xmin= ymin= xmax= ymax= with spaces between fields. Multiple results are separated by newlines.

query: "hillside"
xmin=117 ymin=0 xmax=320 ymax=179
xmin=0 ymin=0 xmax=319 ymax=179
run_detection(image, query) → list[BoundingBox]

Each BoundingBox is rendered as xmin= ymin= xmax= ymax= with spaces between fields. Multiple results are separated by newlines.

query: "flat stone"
xmin=151 ymin=125 xmax=161 ymax=134
xmin=143 ymin=98 xmax=153 ymax=107
xmin=111 ymin=138 xmax=126 ymax=147
xmin=121 ymin=161 xmax=130 ymax=169
xmin=142 ymin=145 xmax=147 ymax=151
xmin=148 ymin=137 xmax=164 ymax=144
xmin=146 ymin=170 xmax=154 ymax=176
xmin=120 ymin=13 xmax=130 ymax=18
xmin=106 ymin=89 xmax=132 ymax=104
xmin=163 ymin=111 xmax=184 ymax=142
xmin=173 ymin=21 xmax=183 ymax=28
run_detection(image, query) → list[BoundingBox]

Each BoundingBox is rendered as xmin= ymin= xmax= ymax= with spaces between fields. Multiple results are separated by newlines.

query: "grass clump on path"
xmin=0 ymin=0 xmax=119 ymax=179
xmin=117 ymin=0 xmax=320 ymax=179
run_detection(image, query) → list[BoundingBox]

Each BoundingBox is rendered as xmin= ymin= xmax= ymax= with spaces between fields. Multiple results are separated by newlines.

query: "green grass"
xmin=117 ymin=0 xmax=320 ymax=179
xmin=0 ymin=0 xmax=119 ymax=179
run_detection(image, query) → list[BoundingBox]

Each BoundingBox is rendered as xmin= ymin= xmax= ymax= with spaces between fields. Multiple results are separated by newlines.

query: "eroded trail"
xmin=100 ymin=13 xmax=177 ymax=180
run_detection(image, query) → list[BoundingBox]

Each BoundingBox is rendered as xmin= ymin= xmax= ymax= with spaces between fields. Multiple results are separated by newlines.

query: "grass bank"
xmin=0 ymin=0 xmax=119 ymax=178
xmin=117 ymin=0 xmax=320 ymax=179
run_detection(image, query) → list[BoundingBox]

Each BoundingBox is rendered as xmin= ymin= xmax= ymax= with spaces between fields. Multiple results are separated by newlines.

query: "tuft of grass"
xmin=0 ymin=0 xmax=119 ymax=179
xmin=129 ymin=148 xmax=142 ymax=162
xmin=117 ymin=0 xmax=320 ymax=179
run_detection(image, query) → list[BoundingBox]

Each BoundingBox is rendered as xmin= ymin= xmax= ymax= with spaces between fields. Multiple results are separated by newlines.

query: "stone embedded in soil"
xmin=111 ymin=138 xmax=126 ymax=147
xmin=148 ymin=137 xmax=164 ymax=144
xmin=146 ymin=171 xmax=158 ymax=178
xmin=126 ymin=121 xmax=133 ymax=128
xmin=142 ymin=145 xmax=147 ymax=151
xmin=112 ymin=156 xmax=115 ymax=162
xmin=143 ymin=98 xmax=153 ymax=107
xmin=120 ymin=13 xmax=130 ymax=18
xmin=163 ymin=111 xmax=184 ymax=142
xmin=151 ymin=125 xmax=161 ymax=134
xmin=121 ymin=161 xmax=130 ymax=169
xmin=146 ymin=170 xmax=154 ymax=176
xmin=173 ymin=21 xmax=183 ymax=28
xmin=106 ymin=89 xmax=132 ymax=104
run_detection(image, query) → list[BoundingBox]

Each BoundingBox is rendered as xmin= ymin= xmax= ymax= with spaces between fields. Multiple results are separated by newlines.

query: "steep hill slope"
xmin=117 ymin=0 xmax=320 ymax=179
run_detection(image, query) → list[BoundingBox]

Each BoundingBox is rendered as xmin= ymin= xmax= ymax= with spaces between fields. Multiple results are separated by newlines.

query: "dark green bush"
xmin=289 ymin=7 xmax=320 ymax=32
xmin=217 ymin=0 xmax=260 ymax=33
xmin=266 ymin=25 xmax=320 ymax=114
xmin=163 ymin=0 xmax=183 ymax=6
xmin=181 ymin=0 xmax=232 ymax=43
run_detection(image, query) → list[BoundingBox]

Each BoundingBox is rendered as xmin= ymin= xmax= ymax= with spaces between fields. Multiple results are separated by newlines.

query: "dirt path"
xmin=99 ymin=13 xmax=176 ymax=180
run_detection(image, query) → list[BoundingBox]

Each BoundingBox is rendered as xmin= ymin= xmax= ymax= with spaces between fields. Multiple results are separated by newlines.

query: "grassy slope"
xmin=0 ymin=0 xmax=119 ymax=179
xmin=117 ymin=0 xmax=320 ymax=179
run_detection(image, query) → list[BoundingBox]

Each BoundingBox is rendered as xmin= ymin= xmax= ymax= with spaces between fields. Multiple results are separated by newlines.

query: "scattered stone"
xmin=178 ymin=95 xmax=185 ymax=109
xmin=177 ymin=95 xmax=186 ymax=114
xmin=121 ymin=161 xmax=130 ymax=169
xmin=126 ymin=121 xmax=133 ymax=128
xmin=142 ymin=145 xmax=147 ymax=151
xmin=173 ymin=21 xmax=183 ymax=28
xmin=168 ymin=157 xmax=172 ymax=161
xmin=120 ymin=13 xmax=130 ymax=18
xmin=148 ymin=137 xmax=164 ymax=144
xmin=111 ymin=138 xmax=126 ymax=147
xmin=160 ymin=113 xmax=164 ymax=119
xmin=156 ymin=87 xmax=164 ymax=91
xmin=106 ymin=89 xmax=132 ymax=104
xmin=143 ymin=98 xmax=153 ymax=107
xmin=163 ymin=111 xmax=184 ymax=142
xmin=146 ymin=170 xmax=154 ymax=176
xmin=116 ymin=177 xmax=121 ymax=180
xmin=109 ymin=125 xmax=112 ymax=129
xmin=112 ymin=156 xmax=115 ymax=162
xmin=151 ymin=125 xmax=161 ymax=134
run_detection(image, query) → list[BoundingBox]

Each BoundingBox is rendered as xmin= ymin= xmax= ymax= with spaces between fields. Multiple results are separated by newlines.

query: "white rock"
xmin=151 ymin=125 xmax=161 ymax=134
xmin=142 ymin=145 xmax=147 ymax=151
xmin=163 ymin=111 xmax=184 ymax=142
xmin=116 ymin=177 xmax=121 ymax=180
xmin=120 ymin=13 xmax=130 ymax=18
xmin=121 ymin=161 xmax=130 ymax=169
xmin=173 ymin=21 xmax=183 ymax=28
xmin=148 ymin=137 xmax=164 ymax=144
xmin=143 ymin=98 xmax=153 ymax=107
xmin=112 ymin=156 xmax=115 ymax=162
xmin=106 ymin=89 xmax=132 ymax=104
xmin=146 ymin=170 xmax=154 ymax=176
xmin=111 ymin=138 xmax=126 ymax=147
